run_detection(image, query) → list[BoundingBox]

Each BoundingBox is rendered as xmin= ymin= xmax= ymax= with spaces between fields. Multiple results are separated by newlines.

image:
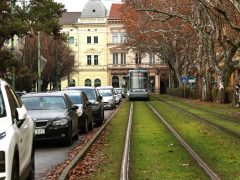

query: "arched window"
xmin=69 ymin=79 xmax=75 ymax=87
xmin=94 ymin=79 xmax=101 ymax=87
xmin=85 ymin=79 xmax=91 ymax=86
xmin=122 ymin=76 xmax=127 ymax=88
xmin=112 ymin=76 xmax=119 ymax=88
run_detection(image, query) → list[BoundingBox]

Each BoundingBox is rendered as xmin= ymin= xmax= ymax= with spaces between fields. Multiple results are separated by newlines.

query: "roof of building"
xmin=59 ymin=12 xmax=81 ymax=25
xmin=108 ymin=3 xmax=123 ymax=20
xmin=81 ymin=0 xmax=107 ymax=18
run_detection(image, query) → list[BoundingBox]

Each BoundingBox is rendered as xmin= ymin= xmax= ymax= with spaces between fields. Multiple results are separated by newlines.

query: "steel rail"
xmin=58 ymin=102 xmax=125 ymax=180
xmin=159 ymin=96 xmax=240 ymax=124
xmin=155 ymin=97 xmax=240 ymax=139
xmin=147 ymin=102 xmax=221 ymax=180
xmin=120 ymin=102 xmax=133 ymax=180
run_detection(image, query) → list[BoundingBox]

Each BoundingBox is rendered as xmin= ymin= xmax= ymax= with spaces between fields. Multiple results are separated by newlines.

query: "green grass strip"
xmin=130 ymin=102 xmax=208 ymax=179
xmin=89 ymin=101 xmax=130 ymax=180
xmin=157 ymin=96 xmax=240 ymax=137
xmin=150 ymin=100 xmax=240 ymax=179
xmin=158 ymin=95 xmax=240 ymax=121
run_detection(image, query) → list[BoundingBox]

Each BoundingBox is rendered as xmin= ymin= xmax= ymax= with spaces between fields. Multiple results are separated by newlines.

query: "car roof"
xmin=65 ymin=86 xmax=95 ymax=90
xmin=0 ymin=78 xmax=10 ymax=87
xmin=60 ymin=90 xmax=84 ymax=95
xmin=96 ymin=86 xmax=113 ymax=89
xmin=21 ymin=92 xmax=66 ymax=98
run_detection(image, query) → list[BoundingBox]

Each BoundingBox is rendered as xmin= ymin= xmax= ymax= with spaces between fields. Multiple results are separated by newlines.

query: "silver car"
xmin=96 ymin=86 xmax=116 ymax=109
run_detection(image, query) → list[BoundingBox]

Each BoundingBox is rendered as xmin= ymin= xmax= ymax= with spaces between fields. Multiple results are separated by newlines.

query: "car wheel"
xmin=82 ymin=117 xmax=88 ymax=133
xmin=65 ymin=125 xmax=72 ymax=146
xmin=11 ymin=156 xmax=19 ymax=180
xmin=75 ymin=127 xmax=79 ymax=140
xmin=88 ymin=117 xmax=94 ymax=131
xmin=97 ymin=111 xmax=104 ymax=127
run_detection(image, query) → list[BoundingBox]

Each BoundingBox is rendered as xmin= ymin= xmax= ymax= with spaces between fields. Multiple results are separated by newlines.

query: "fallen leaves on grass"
xmin=69 ymin=127 xmax=109 ymax=179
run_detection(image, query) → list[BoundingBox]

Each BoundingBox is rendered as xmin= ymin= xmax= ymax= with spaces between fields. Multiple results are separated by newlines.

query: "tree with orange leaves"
xmin=122 ymin=0 xmax=240 ymax=102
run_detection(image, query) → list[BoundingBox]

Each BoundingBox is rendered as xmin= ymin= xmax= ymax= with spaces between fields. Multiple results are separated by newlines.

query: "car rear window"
xmin=80 ymin=89 xmax=96 ymax=100
xmin=66 ymin=94 xmax=82 ymax=104
xmin=21 ymin=96 xmax=66 ymax=110
xmin=98 ymin=89 xmax=113 ymax=97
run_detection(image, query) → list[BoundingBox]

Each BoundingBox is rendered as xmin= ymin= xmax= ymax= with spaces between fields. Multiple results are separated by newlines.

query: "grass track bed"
xmin=130 ymin=102 xmax=208 ymax=179
xmin=150 ymin=100 xmax=240 ymax=179
xmin=88 ymin=102 xmax=130 ymax=179
xmin=159 ymin=95 xmax=240 ymax=122
xmin=154 ymin=96 xmax=240 ymax=137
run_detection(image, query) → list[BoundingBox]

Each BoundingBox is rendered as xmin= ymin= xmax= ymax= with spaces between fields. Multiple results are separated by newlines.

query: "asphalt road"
xmin=35 ymin=109 xmax=114 ymax=179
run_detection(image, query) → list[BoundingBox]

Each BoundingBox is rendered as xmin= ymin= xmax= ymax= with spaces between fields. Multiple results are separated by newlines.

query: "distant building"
xmin=60 ymin=0 xmax=108 ymax=88
xmin=107 ymin=3 xmax=168 ymax=93
xmin=59 ymin=0 xmax=169 ymax=93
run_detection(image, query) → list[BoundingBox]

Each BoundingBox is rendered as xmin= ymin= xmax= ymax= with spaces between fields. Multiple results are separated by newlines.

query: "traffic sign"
xmin=182 ymin=76 xmax=187 ymax=82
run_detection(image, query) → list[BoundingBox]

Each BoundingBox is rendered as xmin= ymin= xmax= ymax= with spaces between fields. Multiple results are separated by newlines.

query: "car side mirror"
xmin=16 ymin=107 xmax=27 ymax=121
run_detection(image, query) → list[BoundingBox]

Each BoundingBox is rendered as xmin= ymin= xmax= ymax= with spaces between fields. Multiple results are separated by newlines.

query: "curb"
xmin=58 ymin=101 xmax=126 ymax=180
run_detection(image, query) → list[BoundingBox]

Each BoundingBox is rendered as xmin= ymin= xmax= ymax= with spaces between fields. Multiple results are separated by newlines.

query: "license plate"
xmin=35 ymin=128 xmax=45 ymax=135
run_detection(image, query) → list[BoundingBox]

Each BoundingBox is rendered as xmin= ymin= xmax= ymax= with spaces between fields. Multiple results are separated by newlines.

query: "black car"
xmin=65 ymin=86 xmax=104 ymax=126
xmin=21 ymin=92 xmax=79 ymax=146
xmin=60 ymin=90 xmax=93 ymax=133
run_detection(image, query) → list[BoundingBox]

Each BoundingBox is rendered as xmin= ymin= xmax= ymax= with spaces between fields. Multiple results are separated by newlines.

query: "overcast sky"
xmin=54 ymin=0 xmax=122 ymax=12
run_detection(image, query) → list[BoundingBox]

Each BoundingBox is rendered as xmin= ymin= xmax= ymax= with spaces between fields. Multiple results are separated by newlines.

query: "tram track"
xmin=57 ymin=97 xmax=239 ymax=179
xmin=121 ymin=101 xmax=220 ymax=180
xmin=153 ymin=96 xmax=240 ymax=139
xmin=158 ymin=96 xmax=240 ymax=124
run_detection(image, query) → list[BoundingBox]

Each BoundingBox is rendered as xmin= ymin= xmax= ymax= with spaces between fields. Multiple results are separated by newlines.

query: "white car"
xmin=0 ymin=79 xmax=35 ymax=180
xmin=96 ymin=86 xmax=116 ymax=109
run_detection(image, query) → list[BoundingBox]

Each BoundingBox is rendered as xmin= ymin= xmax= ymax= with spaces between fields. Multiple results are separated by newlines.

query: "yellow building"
xmin=60 ymin=0 xmax=169 ymax=93
xmin=60 ymin=0 xmax=108 ymax=89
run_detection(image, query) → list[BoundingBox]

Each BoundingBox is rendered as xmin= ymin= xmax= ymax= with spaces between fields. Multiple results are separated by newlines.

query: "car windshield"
xmin=21 ymin=96 xmax=66 ymax=110
xmin=98 ymin=89 xmax=113 ymax=97
xmin=65 ymin=93 xmax=82 ymax=104
xmin=0 ymin=90 xmax=6 ymax=117
xmin=80 ymin=89 xmax=96 ymax=100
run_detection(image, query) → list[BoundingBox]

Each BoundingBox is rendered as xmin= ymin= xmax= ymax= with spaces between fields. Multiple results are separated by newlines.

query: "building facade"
xmin=60 ymin=0 xmax=169 ymax=93
xmin=60 ymin=0 xmax=108 ymax=88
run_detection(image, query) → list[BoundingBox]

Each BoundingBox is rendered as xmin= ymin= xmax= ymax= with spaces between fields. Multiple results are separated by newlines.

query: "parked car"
xmin=113 ymin=89 xmax=121 ymax=105
xmin=65 ymin=86 xmax=104 ymax=126
xmin=96 ymin=86 xmax=116 ymax=109
xmin=15 ymin=91 xmax=26 ymax=98
xmin=0 ymin=78 xmax=35 ymax=180
xmin=60 ymin=90 xmax=93 ymax=133
xmin=21 ymin=92 xmax=79 ymax=146
xmin=114 ymin=88 xmax=126 ymax=98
